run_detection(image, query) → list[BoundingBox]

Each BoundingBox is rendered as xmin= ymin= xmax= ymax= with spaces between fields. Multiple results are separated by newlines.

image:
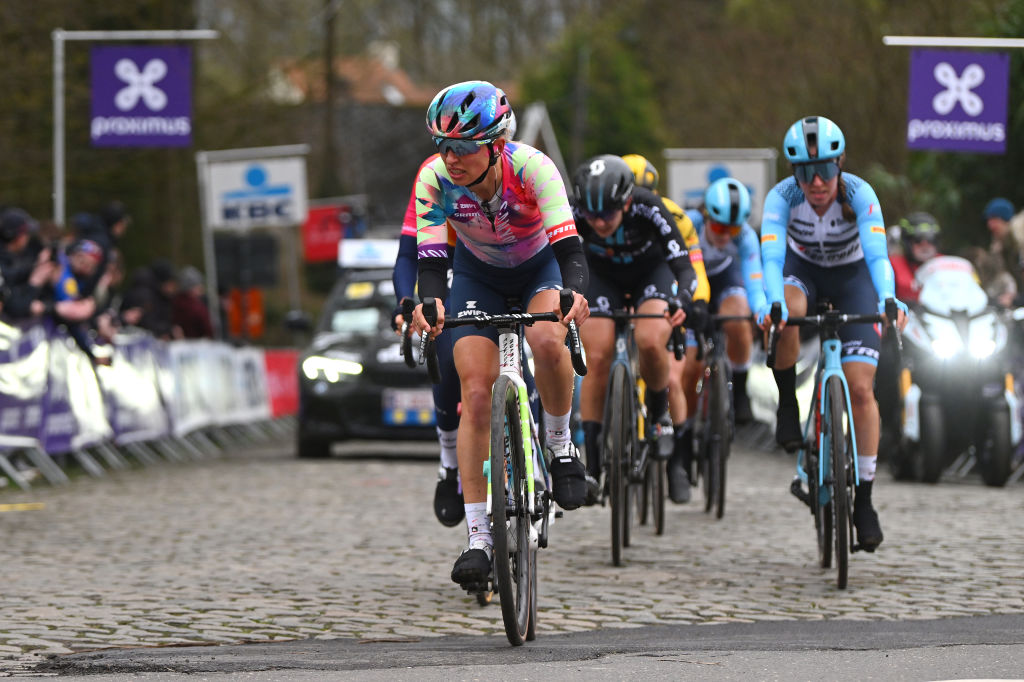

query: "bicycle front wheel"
xmin=709 ymin=362 xmax=731 ymax=519
xmin=489 ymin=374 xmax=533 ymax=645
xmin=606 ymin=364 xmax=632 ymax=567
xmin=826 ymin=375 xmax=851 ymax=590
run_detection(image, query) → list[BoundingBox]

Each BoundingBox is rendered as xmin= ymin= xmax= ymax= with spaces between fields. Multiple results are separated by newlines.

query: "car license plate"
xmin=382 ymin=388 xmax=436 ymax=426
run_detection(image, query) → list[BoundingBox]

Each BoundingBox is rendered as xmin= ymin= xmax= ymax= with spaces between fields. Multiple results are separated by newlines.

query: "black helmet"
xmin=899 ymin=211 xmax=941 ymax=245
xmin=572 ymin=155 xmax=635 ymax=215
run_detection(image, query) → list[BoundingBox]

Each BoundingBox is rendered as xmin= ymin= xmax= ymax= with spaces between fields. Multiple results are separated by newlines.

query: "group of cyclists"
xmin=393 ymin=80 xmax=908 ymax=592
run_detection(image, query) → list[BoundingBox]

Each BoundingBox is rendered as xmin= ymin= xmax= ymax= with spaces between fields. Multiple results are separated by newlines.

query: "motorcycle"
xmin=886 ymin=255 xmax=1021 ymax=486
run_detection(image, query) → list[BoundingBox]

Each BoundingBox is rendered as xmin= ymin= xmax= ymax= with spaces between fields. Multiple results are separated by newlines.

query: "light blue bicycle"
xmin=767 ymin=300 xmax=899 ymax=589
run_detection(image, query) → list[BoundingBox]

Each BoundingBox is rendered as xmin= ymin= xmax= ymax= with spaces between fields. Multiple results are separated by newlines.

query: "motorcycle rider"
xmin=890 ymin=212 xmax=941 ymax=303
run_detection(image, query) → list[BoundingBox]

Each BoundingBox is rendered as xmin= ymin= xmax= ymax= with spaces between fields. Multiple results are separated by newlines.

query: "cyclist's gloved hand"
xmin=391 ymin=297 xmax=413 ymax=332
xmin=756 ymin=300 xmax=788 ymax=327
xmin=685 ymin=299 xmax=710 ymax=336
xmin=877 ymin=298 xmax=908 ymax=317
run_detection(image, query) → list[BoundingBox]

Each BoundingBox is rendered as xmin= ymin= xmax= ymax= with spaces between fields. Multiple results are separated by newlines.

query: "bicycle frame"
xmin=485 ymin=324 xmax=543 ymax=519
xmin=796 ymin=337 xmax=861 ymax=504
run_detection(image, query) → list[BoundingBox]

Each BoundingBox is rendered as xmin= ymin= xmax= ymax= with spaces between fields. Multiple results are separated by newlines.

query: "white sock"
xmin=858 ymin=455 xmax=877 ymax=482
xmin=544 ymin=410 xmax=571 ymax=448
xmin=465 ymin=502 xmax=491 ymax=548
xmin=437 ymin=427 xmax=459 ymax=469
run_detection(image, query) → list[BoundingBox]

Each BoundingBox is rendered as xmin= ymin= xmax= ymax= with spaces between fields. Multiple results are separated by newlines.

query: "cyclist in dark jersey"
xmin=571 ymin=154 xmax=697 ymax=504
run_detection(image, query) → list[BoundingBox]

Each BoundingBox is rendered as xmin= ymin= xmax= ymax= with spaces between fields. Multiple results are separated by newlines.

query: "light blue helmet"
xmin=783 ymin=116 xmax=845 ymax=163
xmin=704 ymin=177 xmax=750 ymax=226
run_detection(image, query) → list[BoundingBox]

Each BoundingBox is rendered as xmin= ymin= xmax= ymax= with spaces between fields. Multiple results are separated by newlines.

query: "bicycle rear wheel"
xmin=826 ymin=375 xmax=850 ymax=589
xmin=807 ymin=382 xmax=832 ymax=569
xmin=489 ymin=374 xmax=533 ymax=645
xmin=709 ymin=361 xmax=730 ymax=519
xmin=606 ymin=364 xmax=631 ymax=566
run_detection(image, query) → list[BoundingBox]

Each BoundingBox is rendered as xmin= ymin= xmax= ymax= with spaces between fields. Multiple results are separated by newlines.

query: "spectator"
xmin=171 ymin=266 xmax=213 ymax=338
xmin=136 ymin=259 xmax=179 ymax=339
xmin=0 ymin=207 xmax=58 ymax=321
xmin=42 ymin=239 xmax=107 ymax=363
xmin=982 ymin=197 xmax=1023 ymax=301
xmin=74 ymin=201 xmax=130 ymax=297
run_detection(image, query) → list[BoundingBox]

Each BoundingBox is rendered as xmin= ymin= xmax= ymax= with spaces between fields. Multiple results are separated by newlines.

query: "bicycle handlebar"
xmin=402 ymin=288 xmax=588 ymax=383
xmin=588 ymin=305 xmax=686 ymax=361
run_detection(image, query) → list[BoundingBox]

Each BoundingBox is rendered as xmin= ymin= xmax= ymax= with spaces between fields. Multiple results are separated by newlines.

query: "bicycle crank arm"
xmin=790 ymin=477 xmax=812 ymax=508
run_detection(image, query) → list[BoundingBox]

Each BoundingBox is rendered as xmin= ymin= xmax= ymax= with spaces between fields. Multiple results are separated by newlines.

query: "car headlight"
xmin=302 ymin=355 xmax=364 ymax=382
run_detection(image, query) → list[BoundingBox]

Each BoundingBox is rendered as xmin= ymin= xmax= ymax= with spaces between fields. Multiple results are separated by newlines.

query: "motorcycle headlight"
xmin=302 ymin=355 xmax=364 ymax=382
xmin=969 ymin=337 xmax=997 ymax=359
xmin=931 ymin=331 xmax=962 ymax=359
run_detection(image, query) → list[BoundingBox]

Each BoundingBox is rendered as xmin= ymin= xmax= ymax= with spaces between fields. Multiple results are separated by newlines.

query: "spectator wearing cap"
xmin=982 ymin=197 xmax=1023 ymax=304
xmin=40 ymin=239 xmax=106 ymax=362
xmin=171 ymin=266 xmax=213 ymax=339
xmin=0 ymin=207 xmax=59 ymax=321
xmin=74 ymin=201 xmax=130 ymax=298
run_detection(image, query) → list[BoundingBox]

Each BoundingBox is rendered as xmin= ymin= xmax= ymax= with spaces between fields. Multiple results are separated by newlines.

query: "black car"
xmin=296 ymin=265 xmax=436 ymax=458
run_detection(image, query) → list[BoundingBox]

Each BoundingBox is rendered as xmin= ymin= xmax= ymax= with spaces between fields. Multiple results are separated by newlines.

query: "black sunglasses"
xmin=433 ymin=137 xmax=488 ymax=157
xmin=793 ymin=160 xmax=840 ymax=184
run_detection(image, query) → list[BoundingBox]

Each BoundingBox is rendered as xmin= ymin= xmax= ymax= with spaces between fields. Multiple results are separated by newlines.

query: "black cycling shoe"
xmin=733 ymin=390 xmax=754 ymax=425
xmin=667 ymin=452 xmax=691 ymax=504
xmin=433 ymin=466 xmax=464 ymax=527
xmin=775 ymin=400 xmax=803 ymax=452
xmin=451 ymin=546 xmax=493 ymax=590
xmin=853 ymin=491 xmax=884 ymax=552
xmin=583 ymin=473 xmax=601 ymax=506
xmin=548 ymin=444 xmax=587 ymax=510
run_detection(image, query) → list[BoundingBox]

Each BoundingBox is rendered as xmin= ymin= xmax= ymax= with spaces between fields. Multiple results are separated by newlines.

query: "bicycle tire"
xmin=809 ymin=381 xmax=832 ymax=570
xmin=826 ymin=375 xmax=850 ymax=589
xmin=606 ymin=364 xmax=630 ymax=567
xmin=709 ymin=361 xmax=730 ymax=519
xmin=653 ymin=457 xmax=666 ymax=535
xmin=489 ymin=374 xmax=533 ymax=645
xmin=639 ymin=457 xmax=651 ymax=526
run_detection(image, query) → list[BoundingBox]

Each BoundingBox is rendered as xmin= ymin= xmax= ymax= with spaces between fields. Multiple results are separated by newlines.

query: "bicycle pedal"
xmin=789 ymin=477 xmax=811 ymax=508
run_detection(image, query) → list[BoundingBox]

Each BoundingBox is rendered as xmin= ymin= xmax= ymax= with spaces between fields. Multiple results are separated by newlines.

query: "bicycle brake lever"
xmin=766 ymin=302 xmax=782 ymax=369
xmin=560 ymin=288 xmax=588 ymax=376
xmin=420 ymin=297 xmax=442 ymax=384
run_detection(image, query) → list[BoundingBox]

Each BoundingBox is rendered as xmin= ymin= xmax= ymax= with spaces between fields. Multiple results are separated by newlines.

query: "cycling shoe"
xmin=667 ymin=452 xmax=691 ymax=504
xmin=433 ymin=466 xmax=464 ymax=527
xmin=775 ymin=400 xmax=803 ymax=452
xmin=451 ymin=544 xmax=493 ymax=590
xmin=853 ymin=491 xmax=884 ymax=552
xmin=548 ymin=442 xmax=587 ymax=510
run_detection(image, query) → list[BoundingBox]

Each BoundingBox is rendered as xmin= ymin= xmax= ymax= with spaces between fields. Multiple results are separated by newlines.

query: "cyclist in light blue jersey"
xmin=670 ymin=178 xmax=766 ymax=502
xmin=758 ymin=116 xmax=906 ymax=552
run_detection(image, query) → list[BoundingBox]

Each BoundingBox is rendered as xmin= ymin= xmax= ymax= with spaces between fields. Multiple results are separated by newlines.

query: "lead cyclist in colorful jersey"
xmin=758 ymin=115 xmax=907 ymax=552
xmin=410 ymin=81 xmax=591 ymax=591
xmin=571 ymin=155 xmax=693 ymax=505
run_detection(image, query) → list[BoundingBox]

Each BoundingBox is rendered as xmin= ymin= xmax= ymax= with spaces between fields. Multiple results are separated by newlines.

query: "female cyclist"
xmin=410 ymin=81 xmax=590 ymax=590
xmin=758 ymin=115 xmax=906 ymax=552
xmin=572 ymin=154 xmax=692 ymax=505
xmin=671 ymin=177 xmax=766 ymax=503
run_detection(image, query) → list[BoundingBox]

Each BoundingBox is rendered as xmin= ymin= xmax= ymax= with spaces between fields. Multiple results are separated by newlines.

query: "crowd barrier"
xmin=0 ymin=318 xmax=299 ymax=490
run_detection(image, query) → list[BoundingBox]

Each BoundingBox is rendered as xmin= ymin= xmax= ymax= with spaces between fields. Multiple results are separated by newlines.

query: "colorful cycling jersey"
xmin=686 ymin=209 xmax=767 ymax=313
xmin=761 ymin=173 xmax=895 ymax=305
xmin=415 ymin=141 xmax=577 ymax=268
xmin=574 ymin=186 xmax=698 ymax=302
xmin=661 ymin=196 xmax=710 ymax=303
xmin=396 ymin=155 xmax=455 ymax=302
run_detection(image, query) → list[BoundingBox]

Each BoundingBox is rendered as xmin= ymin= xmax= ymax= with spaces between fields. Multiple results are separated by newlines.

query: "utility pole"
xmin=320 ymin=0 xmax=340 ymax=197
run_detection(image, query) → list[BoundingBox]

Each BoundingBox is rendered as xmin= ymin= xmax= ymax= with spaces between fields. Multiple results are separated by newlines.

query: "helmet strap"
xmin=467 ymin=143 xmax=498 ymax=188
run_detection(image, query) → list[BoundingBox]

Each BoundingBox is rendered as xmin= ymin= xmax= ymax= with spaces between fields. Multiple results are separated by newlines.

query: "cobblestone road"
xmin=2 ymin=434 xmax=1023 ymax=675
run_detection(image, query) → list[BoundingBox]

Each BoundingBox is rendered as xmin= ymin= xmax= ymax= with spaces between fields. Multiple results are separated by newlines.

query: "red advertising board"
xmin=302 ymin=204 xmax=344 ymax=262
xmin=263 ymin=349 xmax=299 ymax=417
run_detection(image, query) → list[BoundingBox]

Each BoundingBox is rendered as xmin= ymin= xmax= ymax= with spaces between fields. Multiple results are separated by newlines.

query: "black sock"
xmin=773 ymin=366 xmax=797 ymax=406
xmin=733 ymin=370 xmax=748 ymax=398
xmin=856 ymin=479 xmax=873 ymax=506
xmin=581 ymin=421 xmax=602 ymax=478
xmin=646 ymin=387 xmax=670 ymax=423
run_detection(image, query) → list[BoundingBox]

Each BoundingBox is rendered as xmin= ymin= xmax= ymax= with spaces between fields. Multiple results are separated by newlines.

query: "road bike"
xmin=690 ymin=314 xmax=752 ymax=519
xmin=590 ymin=303 xmax=682 ymax=567
xmin=767 ymin=300 xmax=899 ymax=589
xmin=409 ymin=289 xmax=586 ymax=645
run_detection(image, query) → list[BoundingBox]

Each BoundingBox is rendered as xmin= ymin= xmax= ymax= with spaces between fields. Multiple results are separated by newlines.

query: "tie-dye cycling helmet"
xmin=426 ymin=81 xmax=514 ymax=141
xmin=783 ymin=116 xmax=845 ymax=163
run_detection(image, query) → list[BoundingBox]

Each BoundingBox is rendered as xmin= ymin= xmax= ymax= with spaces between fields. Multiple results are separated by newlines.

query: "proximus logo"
xmin=932 ymin=62 xmax=984 ymax=117
xmin=114 ymin=58 xmax=169 ymax=112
